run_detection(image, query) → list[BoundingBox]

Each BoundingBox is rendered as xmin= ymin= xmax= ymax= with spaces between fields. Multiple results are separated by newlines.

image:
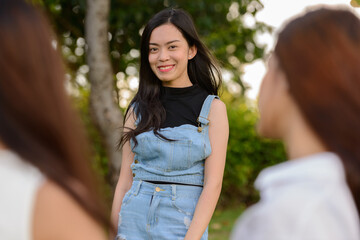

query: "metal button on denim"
xmin=155 ymin=187 xmax=164 ymax=192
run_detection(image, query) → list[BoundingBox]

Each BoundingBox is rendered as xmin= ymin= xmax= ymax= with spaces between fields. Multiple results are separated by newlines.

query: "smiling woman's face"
xmin=148 ymin=23 xmax=197 ymax=87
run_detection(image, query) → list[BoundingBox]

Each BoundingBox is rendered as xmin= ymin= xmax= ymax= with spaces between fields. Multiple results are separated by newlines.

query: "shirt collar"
xmin=255 ymin=152 xmax=346 ymax=193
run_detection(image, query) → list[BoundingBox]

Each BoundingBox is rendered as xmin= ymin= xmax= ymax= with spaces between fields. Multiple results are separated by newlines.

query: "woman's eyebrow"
xmin=149 ymin=40 xmax=181 ymax=46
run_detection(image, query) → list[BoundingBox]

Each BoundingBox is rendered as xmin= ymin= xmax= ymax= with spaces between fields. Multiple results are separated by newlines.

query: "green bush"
xmin=219 ymin=98 xmax=286 ymax=207
xmin=71 ymin=89 xmax=113 ymax=203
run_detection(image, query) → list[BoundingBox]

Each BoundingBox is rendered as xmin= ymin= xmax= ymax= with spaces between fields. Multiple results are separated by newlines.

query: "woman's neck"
xmin=161 ymin=75 xmax=192 ymax=88
xmin=283 ymin=115 xmax=327 ymax=160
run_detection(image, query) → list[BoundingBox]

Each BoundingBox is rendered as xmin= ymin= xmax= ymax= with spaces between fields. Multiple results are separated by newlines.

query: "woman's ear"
xmin=188 ymin=45 xmax=197 ymax=60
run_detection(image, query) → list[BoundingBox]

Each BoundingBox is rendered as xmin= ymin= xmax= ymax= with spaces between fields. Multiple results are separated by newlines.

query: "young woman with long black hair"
xmin=111 ymin=8 xmax=229 ymax=240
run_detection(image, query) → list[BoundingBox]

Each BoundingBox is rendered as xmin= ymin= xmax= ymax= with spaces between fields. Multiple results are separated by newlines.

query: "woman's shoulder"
xmin=231 ymin=182 xmax=360 ymax=240
xmin=33 ymin=180 xmax=107 ymax=240
xmin=0 ymin=149 xmax=106 ymax=240
xmin=208 ymin=97 xmax=227 ymax=118
xmin=211 ymin=97 xmax=226 ymax=108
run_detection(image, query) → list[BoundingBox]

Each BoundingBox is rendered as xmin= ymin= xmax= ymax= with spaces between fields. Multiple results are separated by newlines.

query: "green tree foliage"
xmin=219 ymin=96 xmax=286 ymax=207
xmin=350 ymin=0 xmax=360 ymax=7
xmin=41 ymin=0 xmax=271 ymax=101
xmin=70 ymin=88 xmax=114 ymax=201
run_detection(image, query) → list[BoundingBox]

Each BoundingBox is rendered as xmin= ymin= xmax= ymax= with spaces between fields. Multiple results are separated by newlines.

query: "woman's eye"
xmin=169 ymin=45 xmax=177 ymax=50
xmin=149 ymin=48 xmax=158 ymax=53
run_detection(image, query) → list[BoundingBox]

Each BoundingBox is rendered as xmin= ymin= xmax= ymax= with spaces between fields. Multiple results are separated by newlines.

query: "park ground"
xmin=208 ymin=204 xmax=246 ymax=240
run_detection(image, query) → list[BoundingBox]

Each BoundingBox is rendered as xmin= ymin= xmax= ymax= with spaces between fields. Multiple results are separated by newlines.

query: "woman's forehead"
xmin=149 ymin=23 xmax=185 ymax=44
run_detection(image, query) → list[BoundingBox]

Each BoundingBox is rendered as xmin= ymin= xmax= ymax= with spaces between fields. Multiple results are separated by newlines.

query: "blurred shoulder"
xmin=231 ymin=185 xmax=360 ymax=240
xmin=33 ymin=180 xmax=107 ymax=240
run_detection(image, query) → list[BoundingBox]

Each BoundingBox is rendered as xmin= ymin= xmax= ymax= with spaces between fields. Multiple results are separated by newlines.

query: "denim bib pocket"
xmin=136 ymin=134 xmax=193 ymax=172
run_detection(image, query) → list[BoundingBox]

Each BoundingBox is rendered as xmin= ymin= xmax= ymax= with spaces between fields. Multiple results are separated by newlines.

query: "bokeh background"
xmin=30 ymin=0 xmax=359 ymax=238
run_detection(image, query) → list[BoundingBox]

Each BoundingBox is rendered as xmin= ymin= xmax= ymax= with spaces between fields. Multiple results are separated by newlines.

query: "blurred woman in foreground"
xmin=0 ymin=0 xmax=108 ymax=239
xmin=232 ymin=7 xmax=360 ymax=240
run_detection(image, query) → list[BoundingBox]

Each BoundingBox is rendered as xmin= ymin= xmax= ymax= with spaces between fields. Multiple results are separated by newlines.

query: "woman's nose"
xmin=158 ymin=49 xmax=170 ymax=61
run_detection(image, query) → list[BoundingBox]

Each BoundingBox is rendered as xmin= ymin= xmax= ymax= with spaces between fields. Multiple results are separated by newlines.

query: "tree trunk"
xmin=85 ymin=0 xmax=123 ymax=189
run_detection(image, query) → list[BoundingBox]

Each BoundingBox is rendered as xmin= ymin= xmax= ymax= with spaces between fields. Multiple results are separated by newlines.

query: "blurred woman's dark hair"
xmin=275 ymin=7 xmax=360 ymax=216
xmin=0 ymin=0 xmax=109 ymax=227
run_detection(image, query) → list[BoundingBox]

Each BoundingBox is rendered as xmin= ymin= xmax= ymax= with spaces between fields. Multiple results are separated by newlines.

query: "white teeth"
xmin=159 ymin=66 xmax=173 ymax=70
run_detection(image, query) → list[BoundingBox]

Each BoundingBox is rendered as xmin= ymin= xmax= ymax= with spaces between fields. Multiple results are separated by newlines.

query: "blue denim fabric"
xmin=130 ymin=95 xmax=218 ymax=186
xmin=116 ymin=95 xmax=218 ymax=239
xmin=116 ymin=180 xmax=208 ymax=240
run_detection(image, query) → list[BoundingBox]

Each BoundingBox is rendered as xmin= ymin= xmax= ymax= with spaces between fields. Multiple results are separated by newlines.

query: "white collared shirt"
xmin=231 ymin=152 xmax=360 ymax=240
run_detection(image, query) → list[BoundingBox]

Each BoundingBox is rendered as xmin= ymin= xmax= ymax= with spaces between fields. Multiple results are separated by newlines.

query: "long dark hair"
xmin=275 ymin=8 xmax=360 ymax=216
xmin=120 ymin=8 xmax=222 ymax=147
xmin=0 ymin=0 xmax=109 ymax=227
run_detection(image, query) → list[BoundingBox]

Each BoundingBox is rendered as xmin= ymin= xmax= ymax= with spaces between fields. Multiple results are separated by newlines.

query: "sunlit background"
xmin=243 ymin=0 xmax=360 ymax=100
xmin=61 ymin=0 xmax=360 ymax=107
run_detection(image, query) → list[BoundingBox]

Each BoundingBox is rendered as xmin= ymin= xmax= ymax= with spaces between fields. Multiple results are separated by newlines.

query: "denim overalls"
xmin=116 ymin=95 xmax=218 ymax=240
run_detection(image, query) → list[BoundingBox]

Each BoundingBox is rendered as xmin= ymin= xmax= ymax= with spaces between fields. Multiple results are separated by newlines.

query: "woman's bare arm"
xmin=184 ymin=99 xmax=229 ymax=240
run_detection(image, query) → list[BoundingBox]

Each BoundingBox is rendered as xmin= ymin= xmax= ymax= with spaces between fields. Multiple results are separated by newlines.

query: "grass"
xmin=208 ymin=204 xmax=246 ymax=240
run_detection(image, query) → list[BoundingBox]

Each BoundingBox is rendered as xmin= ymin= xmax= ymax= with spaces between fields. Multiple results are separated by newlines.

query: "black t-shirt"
xmin=160 ymin=85 xmax=209 ymax=128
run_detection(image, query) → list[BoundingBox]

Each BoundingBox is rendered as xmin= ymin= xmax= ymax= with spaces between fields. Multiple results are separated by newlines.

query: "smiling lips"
xmin=158 ymin=65 xmax=175 ymax=72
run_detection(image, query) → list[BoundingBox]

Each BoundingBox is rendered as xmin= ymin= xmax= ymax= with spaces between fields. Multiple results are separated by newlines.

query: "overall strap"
xmin=197 ymin=95 xmax=219 ymax=132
